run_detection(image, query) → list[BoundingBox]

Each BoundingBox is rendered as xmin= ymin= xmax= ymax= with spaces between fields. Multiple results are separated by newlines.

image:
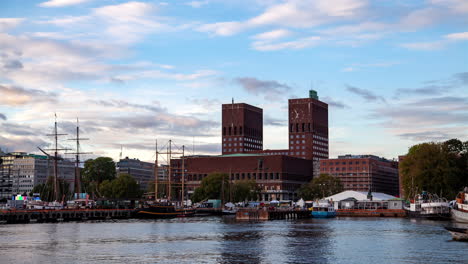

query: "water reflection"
xmin=0 ymin=217 xmax=467 ymax=264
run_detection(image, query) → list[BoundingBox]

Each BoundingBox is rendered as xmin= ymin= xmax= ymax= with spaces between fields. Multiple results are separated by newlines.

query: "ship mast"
xmin=182 ymin=145 xmax=185 ymax=206
xmin=154 ymin=140 xmax=158 ymax=201
xmin=45 ymin=114 xmax=69 ymax=201
xmin=68 ymin=118 xmax=91 ymax=197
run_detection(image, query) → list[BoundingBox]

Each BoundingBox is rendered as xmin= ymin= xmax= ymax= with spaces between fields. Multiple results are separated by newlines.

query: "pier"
xmin=0 ymin=209 xmax=134 ymax=224
xmin=336 ymin=209 xmax=406 ymax=217
xmin=236 ymin=208 xmax=311 ymax=220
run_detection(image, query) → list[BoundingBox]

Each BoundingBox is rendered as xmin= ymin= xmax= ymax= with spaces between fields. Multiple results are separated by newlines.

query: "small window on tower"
xmin=308 ymin=123 xmax=311 ymax=132
xmin=302 ymin=123 xmax=305 ymax=132
xmin=290 ymin=124 xmax=293 ymax=132
xmin=228 ymin=127 xmax=232 ymax=135
xmin=296 ymin=123 xmax=299 ymax=132
xmin=239 ymin=126 xmax=243 ymax=135
xmin=234 ymin=126 xmax=237 ymax=135
xmin=223 ymin=127 xmax=226 ymax=136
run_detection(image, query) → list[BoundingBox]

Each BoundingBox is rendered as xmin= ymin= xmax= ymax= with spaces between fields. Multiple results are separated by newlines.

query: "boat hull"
xmin=451 ymin=208 xmax=468 ymax=223
xmin=312 ymin=211 xmax=336 ymax=218
xmin=445 ymin=227 xmax=468 ymax=241
xmin=135 ymin=206 xmax=195 ymax=219
xmin=406 ymin=210 xmax=450 ymax=220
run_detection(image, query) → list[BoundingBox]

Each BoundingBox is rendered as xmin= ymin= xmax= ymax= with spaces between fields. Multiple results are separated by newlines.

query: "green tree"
xmin=191 ymin=173 xmax=229 ymax=203
xmin=98 ymin=173 xmax=142 ymax=199
xmin=82 ymin=157 xmax=116 ymax=196
xmin=232 ymin=180 xmax=260 ymax=202
xmin=298 ymin=174 xmax=343 ymax=200
xmin=112 ymin=173 xmax=141 ymax=199
xmin=31 ymin=176 xmax=71 ymax=202
xmin=400 ymin=139 xmax=468 ymax=199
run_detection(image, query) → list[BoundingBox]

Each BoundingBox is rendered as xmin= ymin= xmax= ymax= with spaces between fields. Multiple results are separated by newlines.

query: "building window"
xmin=302 ymin=123 xmax=305 ymax=132
xmin=228 ymin=127 xmax=231 ymax=135
xmin=296 ymin=123 xmax=299 ymax=132
xmin=223 ymin=127 xmax=226 ymax=136
xmin=239 ymin=126 xmax=243 ymax=135
xmin=234 ymin=126 xmax=237 ymax=135
xmin=290 ymin=124 xmax=293 ymax=132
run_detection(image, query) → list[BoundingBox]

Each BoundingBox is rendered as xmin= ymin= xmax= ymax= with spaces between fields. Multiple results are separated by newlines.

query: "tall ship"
xmin=405 ymin=191 xmax=450 ymax=219
xmin=135 ymin=140 xmax=195 ymax=219
xmin=451 ymin=187 xmax=468 ymax=223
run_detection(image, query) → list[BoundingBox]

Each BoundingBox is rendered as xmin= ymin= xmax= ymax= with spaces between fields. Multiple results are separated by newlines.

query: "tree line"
xmin=400 ymin=138 xmax=468 ymax=199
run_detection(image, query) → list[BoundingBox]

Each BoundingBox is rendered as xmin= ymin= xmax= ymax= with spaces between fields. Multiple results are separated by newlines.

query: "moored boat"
xmin=451 ymin=187 xmax=468 ymax=223
xmin=135 ymin=202 xmax=195 ymax=219
xmin=311 ymin=200 xmax=336 ymax=218
xmin=445 ymin=226 xmax=468 ymax=241
xmin=405 ymin=191 xmax=450 ymax=219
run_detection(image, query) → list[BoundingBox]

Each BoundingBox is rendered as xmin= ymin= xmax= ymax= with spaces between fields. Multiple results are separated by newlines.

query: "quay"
xmin=0 ymin=209 xmax=134 ymax=224
xmin=336 ymin=209 xmax=406 ymax=217
xmin=236 ymin=208 xmax=311 ymax=220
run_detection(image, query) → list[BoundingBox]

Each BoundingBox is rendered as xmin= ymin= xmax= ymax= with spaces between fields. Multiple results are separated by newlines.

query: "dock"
xmin=0 ymin=209 xmax=134 ymax=224
xmin=336 ymin=209 xmax=406 ymax=217
xmin=236 ymin=208 xmax=311 ymax=220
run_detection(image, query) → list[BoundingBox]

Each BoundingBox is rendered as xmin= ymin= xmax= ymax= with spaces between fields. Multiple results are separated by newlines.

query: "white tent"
xmin=325 ymin=190 xmax=396 ymax=202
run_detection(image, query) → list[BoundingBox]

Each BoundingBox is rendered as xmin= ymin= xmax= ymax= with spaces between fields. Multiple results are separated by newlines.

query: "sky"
xmin=0 ymin=0 xmax=467 ymax=163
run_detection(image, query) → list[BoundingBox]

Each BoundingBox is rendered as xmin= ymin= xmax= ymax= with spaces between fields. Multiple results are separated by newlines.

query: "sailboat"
xmin=135 ymin=140 xmax=195 ymax=218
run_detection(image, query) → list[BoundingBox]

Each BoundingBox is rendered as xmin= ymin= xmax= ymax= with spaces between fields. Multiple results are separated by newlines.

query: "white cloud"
xmin=0 ymin=18 xmax=24 ymax=32
xmin=252 ymin=36 xmax=321 ymax=51
xmin=198 ymin=0 xmax=368 ymax=36
xmin=401 ymin=31 xmax=468 ymax=50
xmin=252 ymin=29 xmax=292 ymax=40
xmin=445 ymin=32 xmax=468 ymax=40
xmin=39 ymin=0 xmax=94 ymax=7
xmin=185 ymin=1 xmax=210 ymax=8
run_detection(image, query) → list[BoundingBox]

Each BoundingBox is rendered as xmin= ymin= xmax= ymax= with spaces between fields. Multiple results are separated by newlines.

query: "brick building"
xmin=319 ymin=154 xmax=399 ymax=196
xmin=172 ymin=154 xmax=313 ymax=201
xmin=171 ymin=90 xmax=329 ymax=201
xmin=288 ymin=90 xmax=329 ymax=160
xmin=222 ymin=103 xmax=263 ymax=154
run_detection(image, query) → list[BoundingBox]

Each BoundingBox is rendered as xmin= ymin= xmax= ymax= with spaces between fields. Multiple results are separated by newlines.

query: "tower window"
xmin=239 ymin=126 xmax=243 ymax=135
xmin=302 ymin=123 xmax=305 ymax=132
xmin=229 ymin=127 xmax=231 ymax=135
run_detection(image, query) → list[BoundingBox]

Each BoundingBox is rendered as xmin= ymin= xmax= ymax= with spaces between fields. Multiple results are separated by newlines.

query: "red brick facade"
xmin=319 ymin=155 xmax=399 ymax=196
xmin=222 ymin=103 xmax=263 ymax=154
xmin=172 ymin=154 xmax=313 ymax=201
xmin=288 ymin=98 xmax=329 ymax=160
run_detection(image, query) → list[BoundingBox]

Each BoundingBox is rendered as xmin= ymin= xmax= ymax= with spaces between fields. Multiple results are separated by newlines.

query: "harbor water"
xmin=0 ymin=217 xmax=466 ymax=264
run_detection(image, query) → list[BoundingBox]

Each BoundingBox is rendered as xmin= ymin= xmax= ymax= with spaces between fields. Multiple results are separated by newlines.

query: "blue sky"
xmin=0 ymin=0 xmax=467 ymax=162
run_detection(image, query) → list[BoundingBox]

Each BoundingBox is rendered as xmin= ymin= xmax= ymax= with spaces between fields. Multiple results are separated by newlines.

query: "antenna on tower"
xmin=119 ymin=145 xmax=123 ymax=160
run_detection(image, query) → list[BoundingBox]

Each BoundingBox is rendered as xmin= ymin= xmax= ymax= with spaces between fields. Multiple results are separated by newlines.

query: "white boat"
xmin=222 ymin=202 xmax=237 ymax=215
xmin=311 ymin=200 xmax=336 ymax=218
xmin=451 ymin=187 xmax=468 ymax=223
xmin=405 ymin=191 xmax=450 ymax=219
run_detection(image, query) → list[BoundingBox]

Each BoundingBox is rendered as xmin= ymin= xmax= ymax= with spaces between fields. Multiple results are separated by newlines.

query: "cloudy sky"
xmin=0 ymin=0 xmax=467 ymax=162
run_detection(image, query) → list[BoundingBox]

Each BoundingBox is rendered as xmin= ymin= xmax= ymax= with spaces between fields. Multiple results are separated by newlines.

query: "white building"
xmin=11 ymin=155 xmax=75 ymax=195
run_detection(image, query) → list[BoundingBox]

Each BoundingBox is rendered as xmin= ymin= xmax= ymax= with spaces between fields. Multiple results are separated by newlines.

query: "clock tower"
xmin=288 ymin=90 xmax=328 ymax=160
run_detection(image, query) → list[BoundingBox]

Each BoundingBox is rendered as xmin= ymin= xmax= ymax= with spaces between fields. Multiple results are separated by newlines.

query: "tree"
xmin=31 ymin=176 xmax=71 ymax=202
xmin=82 ymin=157 xmax=116 ymax=196
xmin=98 ymin=173 xmax=142 ymax=199
xmin=400 ymin=139 xmax=468 ymax=199
xmin=191 ymin=173 xmax=229 ymax=203
xmin=232 ymin=180 xmax=260 ymax=202
xmin=298 ymin=174 xmax=343 ymax=200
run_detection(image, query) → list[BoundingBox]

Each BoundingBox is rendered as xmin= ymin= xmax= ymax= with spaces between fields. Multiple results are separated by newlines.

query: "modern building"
xmin=11 ymin=154 xmax=75 ymax=196
xmin=172 ymin=90 xmax=329 ymax=201
xmin=319 ymin=155 xmax=399 ymax=196
xmin=116 ymin=157 xmax=155 ymax=191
